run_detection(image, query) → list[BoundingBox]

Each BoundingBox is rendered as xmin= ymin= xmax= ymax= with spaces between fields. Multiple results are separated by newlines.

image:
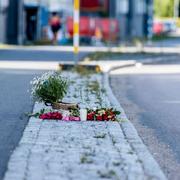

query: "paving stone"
xmin=3 ymin=72 xmax=166 ymax=180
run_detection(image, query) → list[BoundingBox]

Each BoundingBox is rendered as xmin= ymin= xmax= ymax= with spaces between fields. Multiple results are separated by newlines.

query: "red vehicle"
xmin=99 ymin=18 xmax=119 ymax=41
xmin=66 ymin=16 xmax=92 ymax=38
xmin=153 ymin=21 xmax=164 ymax=35
xmin=66 ymin=16 xmax=119 ymax=42
xmin=153 ymin=20 xmax=177 ymax=35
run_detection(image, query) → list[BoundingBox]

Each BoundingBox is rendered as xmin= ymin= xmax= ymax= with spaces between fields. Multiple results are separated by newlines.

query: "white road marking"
xmin=162 ymin=100 xmax=180 ymax=104
xmin=111 ymin=65 xmax=180 ymax=74
xmin=0 ymin=61 xmax=61 ymax=70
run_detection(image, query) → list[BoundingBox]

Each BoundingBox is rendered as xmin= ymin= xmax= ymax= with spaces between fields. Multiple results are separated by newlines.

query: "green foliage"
xmin=31 ymin=72 xmax=68 ymax=103
xmin=93 ymin=133 xmax=106 ymax=139
xmin=27 ymin=108 xmax=46 ymax=118
xmin=154 ymin=0 xmax=174 ymax=17
xmin=87 ymin=51 xmax=122 ymax=61
xmin=177 ymin=18 xmax=180 ymax=27
xmin=69 ymin=108 xmax=80 ymax=117
xmin=73 ymin=65 xmax=100 ymax=76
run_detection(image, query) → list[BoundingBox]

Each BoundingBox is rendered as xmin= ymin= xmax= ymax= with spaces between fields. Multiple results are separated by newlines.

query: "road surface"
xmin=0 ymin=69 xmax=45 ymax=180
xmin=0 ymin=49 xmax=88 ymax=61
xmin=0 ymin=48 xmax=86 ymax=180
xmin=110 ymin=65 xmax=180 ymax=179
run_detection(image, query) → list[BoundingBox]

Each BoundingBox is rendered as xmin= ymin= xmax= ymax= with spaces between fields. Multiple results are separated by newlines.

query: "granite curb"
xmin=103 ymin=65 xmax=167 ymax=180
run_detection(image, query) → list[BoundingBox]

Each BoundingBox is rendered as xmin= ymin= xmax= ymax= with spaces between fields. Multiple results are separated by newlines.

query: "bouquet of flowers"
xmin=87 ymin=108 xmax=120 ymax=121
xmin=31 ymin=107 xmax=120 ymax=122
xmin=31 ymin=71 xmax=68 ymax=104
xmin=39 ymin=111 xmax=63 ymax=120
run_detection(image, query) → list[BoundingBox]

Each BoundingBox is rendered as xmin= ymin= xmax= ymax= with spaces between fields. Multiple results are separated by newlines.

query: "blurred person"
xmin=95 ymin=26 xmax=102 ymax=40
xmin=92 ymin=26 xmax=103 ymax=46
xmin=49 ymin=12 xmax=61 ymax=44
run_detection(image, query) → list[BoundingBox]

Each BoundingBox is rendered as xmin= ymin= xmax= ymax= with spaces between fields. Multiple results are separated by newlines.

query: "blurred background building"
xmin=0 ymin=0 xmax=8 ymax=43
xmin=0 ymin=0 xmax=179 ymax=45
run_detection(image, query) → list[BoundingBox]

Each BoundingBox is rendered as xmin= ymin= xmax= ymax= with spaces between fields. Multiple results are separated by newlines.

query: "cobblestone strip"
xmin=4 ymin=71 xmax=166 ymax=180
xmin=104 ymin=71 xmax=167 ymax=180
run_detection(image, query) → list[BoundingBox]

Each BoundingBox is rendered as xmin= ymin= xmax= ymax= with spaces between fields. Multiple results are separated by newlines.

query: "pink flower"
xmin=62 ymin=116 xmax=80 ymax=121
xmin=62 ymin=116 xmax=70 ymax=121
xmin=69 ymin=116 xmax=80 ymax=121
xmin=39 ymin=112 xmax=62 ymax=120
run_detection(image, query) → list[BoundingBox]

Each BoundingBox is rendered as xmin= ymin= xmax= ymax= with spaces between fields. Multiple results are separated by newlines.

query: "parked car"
xmin=153 ymin=19 xmax=177 ymax=35
xmin=66 ymin=16 xmax=119 ymax=43
xmin=162 ymin=20 xmax=177 ymax=33
xmin=153 ymin=21 xmax=164 ymax=35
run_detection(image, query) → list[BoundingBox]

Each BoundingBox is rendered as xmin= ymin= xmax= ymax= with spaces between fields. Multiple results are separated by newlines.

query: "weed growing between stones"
xmin=80 ymin=155 xmax=93 ymax=164
xmin=93 ymin=133 xmax=106 ymax=139
xmin=97 ymin=169 xmax=117 ymax=179
xmin=73 ymin=65 xmax=101 ymax=76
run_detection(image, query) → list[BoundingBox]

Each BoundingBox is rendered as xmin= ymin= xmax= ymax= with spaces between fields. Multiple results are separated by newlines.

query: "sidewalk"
xmin=3 ymin=70 xmax=166 ymax=180
xmin=0 ymin=44 xmax=180 ymax=54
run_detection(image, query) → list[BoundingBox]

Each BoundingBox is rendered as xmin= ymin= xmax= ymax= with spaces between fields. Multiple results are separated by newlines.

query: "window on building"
xmin=116 ymin=0 xmax=129 ymax=14
xmin=136 ymin=0 xmax=146 ymax=14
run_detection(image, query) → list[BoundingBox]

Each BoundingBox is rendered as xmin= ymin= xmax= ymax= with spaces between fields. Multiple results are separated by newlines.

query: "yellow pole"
xmin=73 ymin=0 xmax=80 ymax=64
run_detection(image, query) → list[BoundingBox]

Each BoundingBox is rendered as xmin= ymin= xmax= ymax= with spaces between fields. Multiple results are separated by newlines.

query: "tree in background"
xmin=154 ymin=0 xmax=174 ymax=17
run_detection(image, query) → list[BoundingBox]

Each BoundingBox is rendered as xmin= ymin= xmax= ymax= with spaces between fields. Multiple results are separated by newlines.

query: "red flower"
xmin=39 ymin=114 xmax=47 ymax=119
xmin=103 ymin=114 xmax=108 ymax=121
xmin=110 ymin=111 xmax=115 ymax=116
xmin=96 ymin=115 xmax=103 ymax=121
xmin=87 ymin=112 xmax=95 ymax=121
xmin=39 ymin=112 xmax=62 ymax=120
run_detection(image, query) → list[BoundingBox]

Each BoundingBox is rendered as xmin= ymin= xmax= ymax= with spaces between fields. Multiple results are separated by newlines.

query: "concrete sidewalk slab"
xmin=1 ymin=45 xmax=180 ymax=54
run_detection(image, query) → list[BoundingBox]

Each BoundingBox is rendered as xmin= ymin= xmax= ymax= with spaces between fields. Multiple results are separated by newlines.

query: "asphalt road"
xmin=0 ymin=49 xmax=88 ymax=61
xmin=114 ymin=73 xmax=180 ymax=158
xmin=111 ymin=65 xmax=180 ymax=179
xmin=0 ymin=47 xmax=88 ymax=180
xmin=0 ymin=69 xmax=45 ymax=180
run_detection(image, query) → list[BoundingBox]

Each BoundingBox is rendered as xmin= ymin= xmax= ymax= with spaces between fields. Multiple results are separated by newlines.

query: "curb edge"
xmin=103 ymin=65 xmax=167 ymax=180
